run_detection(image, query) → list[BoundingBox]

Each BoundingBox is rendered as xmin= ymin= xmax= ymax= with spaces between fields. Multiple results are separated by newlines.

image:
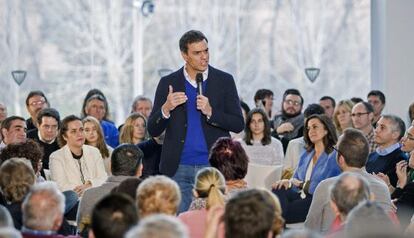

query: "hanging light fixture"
xmin=11 ymin=70 xmax=27 ymax=86
xmin=305 ymin=67 xmax=320 ymax=83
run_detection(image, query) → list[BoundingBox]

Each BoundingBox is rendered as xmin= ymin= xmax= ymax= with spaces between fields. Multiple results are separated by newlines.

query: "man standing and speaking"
xmin=148 ymin=30 xmax=244 ymax=212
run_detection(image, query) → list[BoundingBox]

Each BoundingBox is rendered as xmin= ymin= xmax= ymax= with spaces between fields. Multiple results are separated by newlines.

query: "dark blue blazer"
xmin=148 ymin=66 xmax=244 ymax=176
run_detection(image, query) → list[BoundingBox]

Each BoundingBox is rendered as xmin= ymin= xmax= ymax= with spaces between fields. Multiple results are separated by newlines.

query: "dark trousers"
xmin=273 ymin=187 xmax=313 ymax=224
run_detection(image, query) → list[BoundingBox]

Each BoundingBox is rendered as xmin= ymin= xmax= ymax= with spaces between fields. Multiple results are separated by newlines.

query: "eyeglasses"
xmin=332 ymin=146 xmax=345 ymax=160
xmin=284 ymin=99 xmax=301 ymax=106
xmin=351 ymin=112 xmax=369 ymax=118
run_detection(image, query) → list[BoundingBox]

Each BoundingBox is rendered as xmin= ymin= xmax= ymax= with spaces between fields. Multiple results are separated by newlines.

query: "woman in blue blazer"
xmin=272 ymin=114 xmax=340 ymax=223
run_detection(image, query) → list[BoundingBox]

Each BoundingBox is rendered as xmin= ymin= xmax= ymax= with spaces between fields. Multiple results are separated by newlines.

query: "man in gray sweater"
xmin=76 ymin=144 xmax=143 ymax=226
xmin=304 ymin=128 xmax=392 ymax=234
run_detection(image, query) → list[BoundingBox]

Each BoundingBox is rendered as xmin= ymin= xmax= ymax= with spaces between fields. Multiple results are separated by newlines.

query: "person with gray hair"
xmin=21 ymin=181 xmax=74 ymax=237
xmin=345 ymin=201 xmax=399 ymax=238
xmin=130 ymin=95 xmax=152 ymax=118
xmin=366 ymin=114 xmax=407 ymax=187
xmin=125 ymin=214 xmax=188 ymax=238
xmin=328 ymin=172 xmax=371 ymax=236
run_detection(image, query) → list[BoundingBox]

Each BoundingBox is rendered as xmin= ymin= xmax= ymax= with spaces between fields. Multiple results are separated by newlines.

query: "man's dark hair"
xmin=359 ymin=101 xmax=374 ymax=114
xmin=240 ymin=100 xmax=250 ymax=116
xmin=283 ymin=88 xmax=304 ymax=105
xmin=337 ymin=128 xmax=369 ymax=168
xmin=350 ymin=97 xmax=363 ymax=104
xmin=91 ymin=193 xmax=138 ymax=238
xmin=381 ymin=114 xmax=406 ymax=140
xmin=254 ymin=89 xmax=274 ymax=103
xmin=304 ymin=104 xmax=325 ymax=119
xmin=330 ymin=172 xmax=371 ymax=217
xmin=111 ymin=144 xmax=143 ymax=176
xmin=25 ymin=90 xmax=49 ymax=107
xmin=179 ymin=30 xmax=208 ymax=53
xmin=319 ymin=96 xmax=336 ymax=108
xmin=0 ymin=116 xmax=25 ymax=138
xmin=36 ymin=108 xmax=60 ymax=128
xmin=367 ymin=90 xmax=386 ymax=104
xmin=224 ymin=189 xmax=275 ymax=238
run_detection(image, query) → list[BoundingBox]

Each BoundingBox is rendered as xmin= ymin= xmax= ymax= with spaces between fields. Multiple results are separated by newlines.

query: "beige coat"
xmin=49 ymin=144 xmax=107 ymax=192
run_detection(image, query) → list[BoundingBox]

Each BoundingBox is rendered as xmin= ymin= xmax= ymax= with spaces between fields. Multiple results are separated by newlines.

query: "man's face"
xmin=38 ymin=116 xmax=59 ymax=143
xmin=319 ymin=99 xmax=334 ymax=119
xmin=282 ymin=94 xmax=302 ymax=117
xmin=368 ymin=95 xmax=384 ymax=116
xmin=2 ymin=119 xmax=26 ymax=145
xmin=374 ymin=117 xmax=399 ymax=147
xmin=0 ymin=103 xmax=7 ymax=122
xmin=351 ymin=103 xmax=373 ymax=131
xmin=134 ymin=100 xmax=152 ymax=119
xmin=27 ymin=95 xmax=48 ymax=118
xmin=401 ymin=126 xmax=414 ymax=152
xmin=181 ymin=40 xmax=209 ymax=74
xmin=86 ymin=99 xmax=106 ymax=121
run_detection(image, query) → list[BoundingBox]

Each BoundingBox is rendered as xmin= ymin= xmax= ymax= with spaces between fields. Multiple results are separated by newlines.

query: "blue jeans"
xmin=63 ymin=190 xmax=79 ymax=220
xmin=172 ymin=164 xmax=209 ymax=213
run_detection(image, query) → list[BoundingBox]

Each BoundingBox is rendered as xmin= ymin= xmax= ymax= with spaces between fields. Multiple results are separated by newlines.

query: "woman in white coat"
xmin=50 ymin=115 xmax=107 ymax=196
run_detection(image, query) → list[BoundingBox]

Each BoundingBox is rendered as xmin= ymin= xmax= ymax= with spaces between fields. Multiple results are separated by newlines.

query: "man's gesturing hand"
xmin=162 ymin=85 xmax=187 ymax=117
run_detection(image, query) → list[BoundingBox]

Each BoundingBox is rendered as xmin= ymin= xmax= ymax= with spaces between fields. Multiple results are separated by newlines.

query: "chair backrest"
xmin=245 ymin=163 xmax=283 ymax=189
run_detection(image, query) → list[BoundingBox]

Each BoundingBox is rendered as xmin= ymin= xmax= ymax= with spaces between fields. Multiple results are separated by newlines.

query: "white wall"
xmin=372 ymin=0 xmax=414 ymax=125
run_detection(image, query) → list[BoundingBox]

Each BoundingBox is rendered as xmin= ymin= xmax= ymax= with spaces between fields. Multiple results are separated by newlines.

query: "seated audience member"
xmin=0 ymin=205 xmax=13 ymax=227
xmin=351 ymin=102 xmax=377 ymax=153
xmin=119 ymin=113 xmax=148 ymax=144
xmin=89 ymin=194 xmax=138 ymax=238
xmin=366 ymin=115 xmax=407 ymax=187
xmin=27 ymin=108 xmax=60 ymax=172
xmin=0 ymin=158 xmax=36 ymax=229
xmin=327 ymin=172 xmax=371 ymax=237
xmin=0 ymin=102 xmax=8 ymax=143
xmin=0 ymin=116 xmax=26 ymax=151
xmin=224 ymin=189 xmax=276 ymax=238
xmin=126 ymin=214 xmax=188 ymax=238
xmin=49 ymin=115 xmax=107 ymax=195
xmin=272 ymin=114 xmax=340 ymax=223
xmin=344 ymin=201 xmax=399 ymax=238
xmin=272 ymin=89 xmax=305 ymax=152
xmin=209 ymin=138 xmax=249 ymax=198
xmin=137 ymin=133 xmax=163 ymax=178
xmin=283 ymin=104 xmax=325 ymax=179
xmin=253 ymin=89 xmax=274 ymax=118
xmin=305 ymin=128 xmax=392 ymax=234
xmin=178 ymin=167 xmax=225 ymax=237
xmin=319 ymin=96 xmax=335 ymax=119
xmin=130 ymin=95 xmax=153 ymax=119
xmin=21 ymin=181 xmax=78 ymax=238
xmin=259 ymin=189 xmax=285 ymax=237
xmin=377 ymin=123 xmax=414 ymax=228
xmin=333 ymin=100 xmax=354 ymax=135
xmin=136 ymin=175 xmax=181 ymax=218
xmin=82 ymin=116 xmax=113 ymax=174
xmin=367 ymin=90 xmax=386 ymax=128
xmin=0 ymin=140 xmax=43 ymax=182
xmin=76 ymin=144 xmax=143 ymax=228
xmin=240 ymin=108 xmax=283 ymax=166
xmin=350 ymin=97 xmax=363 ymax=104
xmin=81 ymin=89 xmax=119 ymax=148
xmin=25 ymin=91 xmax=49 ymax=131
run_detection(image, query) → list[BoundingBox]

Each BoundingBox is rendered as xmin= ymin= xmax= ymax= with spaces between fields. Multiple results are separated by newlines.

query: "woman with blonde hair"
xmin=82 ymin=116 xmax=112 ymax=174
xmin=179 ymin=167 xmax=226 ymax=238
xmin=333 ymin=100 xmax=354 ymax=135
xmin=119 ymin=113 xmax=148 ymax=144
xmin=136 ymin=175 xmax=181 ymax=218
